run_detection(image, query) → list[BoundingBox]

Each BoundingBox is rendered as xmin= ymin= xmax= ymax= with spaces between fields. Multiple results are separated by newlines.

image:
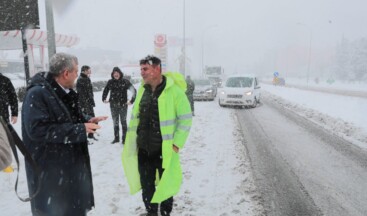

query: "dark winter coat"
xmin=102 ymin=70 xmax=136 ymax=108
xmin=76 ymin=72 xmax=95 ymax=115
xmin=185 ymin=78 xmax=195 ymax=96
xmin=0 ymin=73 xmax=18 ymax=122
xmin=22 ymin=72 xmax=94 ymax=216
xmin=136 ymin=76 xmax=166 ymax=155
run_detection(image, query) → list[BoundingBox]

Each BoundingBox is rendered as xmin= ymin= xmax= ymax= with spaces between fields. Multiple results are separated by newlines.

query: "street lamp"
xmin=297 ymin=22 xmax=312 ymax=86
xmin=201 ymin=25 xmax=218 ymax=76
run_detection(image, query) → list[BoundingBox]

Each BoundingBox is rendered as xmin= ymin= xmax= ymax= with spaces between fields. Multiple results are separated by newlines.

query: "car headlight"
xmin=220 ymin=90 xmax=225 ymax=95
xmin=245 ymin=91 xmax=252 ymax=96
xmin=206 ymin=89 xmax=213 ymax=93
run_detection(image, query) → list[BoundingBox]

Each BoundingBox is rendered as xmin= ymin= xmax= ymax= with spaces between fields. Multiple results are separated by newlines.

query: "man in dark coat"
xmin=102 ymin=66 xmax=136 ymax=144
xmin=185 ymin=75 xmax=195 ymax=116
xmin=22 ymin=53 xmax=107 ymax=216
xmin=0 ymin=72 xmax=18 ymax=124
xmin=76 ymin=65 xmax=97 ymax=140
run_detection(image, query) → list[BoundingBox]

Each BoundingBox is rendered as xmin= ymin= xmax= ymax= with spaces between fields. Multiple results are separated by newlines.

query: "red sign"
xmin=154 ymin=34 xmax=166 ymax=48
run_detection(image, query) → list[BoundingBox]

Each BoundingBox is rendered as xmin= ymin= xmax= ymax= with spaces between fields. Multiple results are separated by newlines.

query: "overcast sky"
xmin=37 ymin=0 xmax=367 ymax=77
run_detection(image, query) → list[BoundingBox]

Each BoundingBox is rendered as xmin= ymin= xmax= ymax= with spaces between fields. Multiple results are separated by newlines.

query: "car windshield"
xmin=225 ymin=77 xmax=253 ymax=88
xmin=194 ymin=79 xmax=211 ymax=86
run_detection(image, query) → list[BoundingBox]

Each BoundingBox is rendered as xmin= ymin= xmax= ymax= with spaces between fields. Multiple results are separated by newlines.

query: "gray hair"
xmin=49 ymin=53 xmax=78 ymax=76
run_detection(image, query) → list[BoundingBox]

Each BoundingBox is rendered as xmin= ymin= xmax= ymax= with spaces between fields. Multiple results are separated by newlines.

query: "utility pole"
xmin=297 ymin=22 xmax=312 ymax=87
xmin=45 ymin=0 xmax=56 ymax=59
xmin=201 ymin=25 xmax=218 ymax=76
xmin=20 ymin=27 xmax=30 ymax=84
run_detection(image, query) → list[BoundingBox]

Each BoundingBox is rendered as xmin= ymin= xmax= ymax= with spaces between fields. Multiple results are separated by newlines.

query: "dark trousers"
xmin=110 ymin=105 xmax=127 ymax=142
xmin=186 ymin=94 xmax=194 ymax=112
xmin=138 ymin=150 xmax=173 ymax=215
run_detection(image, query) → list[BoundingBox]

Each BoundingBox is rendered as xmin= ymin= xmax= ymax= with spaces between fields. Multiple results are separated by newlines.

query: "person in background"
xmin=122 ymin=55 xmax=192 ymax=216
xmin=0 ymin=71 xmax=18 ymax=172
xmin=77 ymin=65 xmax=97 ymax=141
xmin=22 ymin=52 xmax=108 ymax=216
xmin=185 ymin=75 xmax=195 ymax=116
xmin=102 ymin=66 xmax=136 ymax=144
xmin=0 ymin=72 xmax=18 ymax=124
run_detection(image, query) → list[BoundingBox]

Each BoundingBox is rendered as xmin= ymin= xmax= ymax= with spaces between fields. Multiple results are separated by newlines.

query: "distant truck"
xmin=204 ymin=66 xmax=224 ymax=87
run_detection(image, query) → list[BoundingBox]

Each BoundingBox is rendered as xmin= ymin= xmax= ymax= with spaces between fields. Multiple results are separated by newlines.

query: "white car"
xmin=218 ymin=74 xmax=261 ymax=108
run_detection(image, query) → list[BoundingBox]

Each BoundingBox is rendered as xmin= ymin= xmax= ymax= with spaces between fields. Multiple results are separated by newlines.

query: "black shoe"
xmin=111 ymin=139 xmax=119 ymax=144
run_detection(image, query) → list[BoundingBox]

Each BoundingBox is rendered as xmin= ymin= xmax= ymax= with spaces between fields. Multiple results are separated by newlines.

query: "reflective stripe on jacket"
xmin=122 ymin=72 xmax=192 ymax=203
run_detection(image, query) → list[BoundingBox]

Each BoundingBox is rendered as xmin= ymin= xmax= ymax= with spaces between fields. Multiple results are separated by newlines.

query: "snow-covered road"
xmin=236 ymin=92 xmax=367 ymax=216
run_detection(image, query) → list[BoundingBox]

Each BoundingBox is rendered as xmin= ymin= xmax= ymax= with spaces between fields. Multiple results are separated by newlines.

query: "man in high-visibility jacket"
xmin=122 ymin=55 xmax=192 ymax=216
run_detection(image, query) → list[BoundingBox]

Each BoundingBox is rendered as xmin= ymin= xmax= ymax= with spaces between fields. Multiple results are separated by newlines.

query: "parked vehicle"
xmin=272 ymin=77 xmax=285 ymax=86
xmin=218 ymin=74 xmax=261 ymax=108
xmin=193 ymin=79 xmax=216 ymax=101
xmin=208 ymin=76 xmax=223 ymax=87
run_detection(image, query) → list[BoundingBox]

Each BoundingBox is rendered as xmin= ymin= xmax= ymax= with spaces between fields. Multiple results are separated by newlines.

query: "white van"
xmin=218 ymin=74 xmax=261 ymax=108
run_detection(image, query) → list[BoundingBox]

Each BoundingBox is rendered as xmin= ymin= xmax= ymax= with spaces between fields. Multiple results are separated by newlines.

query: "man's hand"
xmin=173 ymin=144 xmax=179 ymax=153
xmin=11 ymin=116 xmax=17 ymax=124
xmin=127 ymin=100 xmax=132 ymax=105
xmin=84 ymin=123 xmax=101 ymax=133
xmin=88 ymin=116 xmax=108 ymax=124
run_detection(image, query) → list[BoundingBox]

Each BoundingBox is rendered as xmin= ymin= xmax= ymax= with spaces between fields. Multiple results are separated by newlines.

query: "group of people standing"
xmin=1 ymin=52 xmax=192 ymax=216
xmin=76 ymin=64 xmax=137 ymax=145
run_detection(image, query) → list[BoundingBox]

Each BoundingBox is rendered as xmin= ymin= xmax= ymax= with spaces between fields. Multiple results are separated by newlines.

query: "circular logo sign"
xmin=155 ymin=34 xmax=166 ymax=47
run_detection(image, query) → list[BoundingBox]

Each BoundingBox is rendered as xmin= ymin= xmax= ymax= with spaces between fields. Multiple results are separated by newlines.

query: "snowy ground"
xmin=1 ymin=74 xmax=366 ymax=215
xmin=0 ymin=90 xmax=261 ymax=216
xmin=262 ymin=83 xmax=367 ymax=149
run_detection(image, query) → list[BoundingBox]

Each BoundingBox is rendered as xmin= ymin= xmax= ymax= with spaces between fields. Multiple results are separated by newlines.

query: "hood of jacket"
xmin=163 ymin=71 xmax=187 ymax=92
xmin=110 ymin=70 xmax=123 ymax=80
xmin=27 ymin=72 xmax=50 ymax=90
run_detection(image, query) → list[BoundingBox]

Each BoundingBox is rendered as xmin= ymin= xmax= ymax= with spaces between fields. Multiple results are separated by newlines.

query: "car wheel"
xmin=251 ymin=98 xmax=257 ymax=108
xmin=218 ymin=99 xmax=224 ymax=107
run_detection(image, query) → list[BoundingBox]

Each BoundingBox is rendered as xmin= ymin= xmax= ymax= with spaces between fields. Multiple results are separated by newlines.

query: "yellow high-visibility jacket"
xmin=122 ymin=72 xmax=192 ymax=203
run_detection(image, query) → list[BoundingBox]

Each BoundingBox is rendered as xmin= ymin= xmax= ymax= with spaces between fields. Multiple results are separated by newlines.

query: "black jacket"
xmin=76 ymin=72 xmax=95 ymax=115
xmin=102 ymin=70 xmax=136 ymax=108
xmin=0 ymin=73 xmax=18 ymax=122
xmin=22 ymin=72 xmax=94 ymax=216
xmin=185 ymin=78 xmax=195 ymax=95
xmin=137 ymin=76 xmax=166 ymax=155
